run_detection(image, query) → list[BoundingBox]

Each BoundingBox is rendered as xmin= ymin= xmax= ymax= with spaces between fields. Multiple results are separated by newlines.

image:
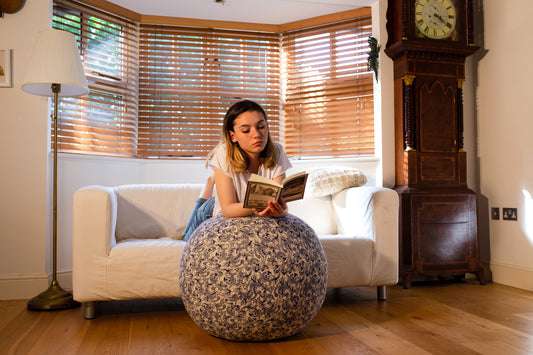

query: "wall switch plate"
xmin=503 ymin=208 xmax=518 ymax=221
xmin=491 ymin=207 xmax=500 ymax=220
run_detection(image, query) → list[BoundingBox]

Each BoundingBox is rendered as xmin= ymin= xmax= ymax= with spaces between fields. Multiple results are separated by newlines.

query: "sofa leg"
xmin=84 ymin=301 xmax=97 ymax=319
xmin=377 ymin=286 xmax=386 ymax=301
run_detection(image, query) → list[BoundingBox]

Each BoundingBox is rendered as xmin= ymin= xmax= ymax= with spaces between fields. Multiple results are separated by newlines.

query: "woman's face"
xmin=229 ymin=110 xmax=268 ymax=158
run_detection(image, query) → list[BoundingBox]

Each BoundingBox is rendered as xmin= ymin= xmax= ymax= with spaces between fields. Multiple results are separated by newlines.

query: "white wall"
xmin=373 ymin=0 xmax=396 ymax=189
xmin=0 ymin=1 xmax=52 ymax=299
xmin=477 ymin=0 xmax=533 ymax=290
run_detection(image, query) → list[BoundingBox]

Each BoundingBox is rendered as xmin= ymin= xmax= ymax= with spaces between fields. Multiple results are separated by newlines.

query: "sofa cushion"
xmin=115 ymin=184 xmax=203 ymax=241
xmin=287 ymin=195 xmax=336 ymax=235
xmin=319 ymin=234 xmax=373 ymax=287
xmin=107 ymin=238 xmax=185 ymax=299
xmin=305 ymin=166 xmax=367 ymax=197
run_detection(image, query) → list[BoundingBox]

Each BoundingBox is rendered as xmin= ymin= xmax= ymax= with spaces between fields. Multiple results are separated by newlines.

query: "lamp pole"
xmin=26 ymin=83 xmax=80 ymax=310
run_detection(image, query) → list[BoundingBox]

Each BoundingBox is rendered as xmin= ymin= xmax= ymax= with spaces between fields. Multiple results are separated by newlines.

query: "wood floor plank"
xmin=2 ymin=281 xmax=533 ymax=354
xmin=404 ymin=302 xmax=533 ymax=354
xmin=25 ymin=306 xmax=89 ymax=355
xmin=321 ymin=303 xmax=431 ymax=354
xmin=3 ymin=307 xmax=63 ymax=354
xmin=0 ymin=300 xmax=27 ymax=335
xmin=415 ymin=283 xmax=533 ymax=335
xmin=293 ymin=312 xmax=377 ymax=354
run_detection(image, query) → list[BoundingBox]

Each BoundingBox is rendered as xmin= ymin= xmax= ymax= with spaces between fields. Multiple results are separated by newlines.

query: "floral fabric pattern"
xmin=179 ymin=214 xmax=328 ymax=341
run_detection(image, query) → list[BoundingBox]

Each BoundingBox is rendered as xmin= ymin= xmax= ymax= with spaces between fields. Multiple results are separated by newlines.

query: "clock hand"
xmin=433 ymin=13 xmax=447 ymax=25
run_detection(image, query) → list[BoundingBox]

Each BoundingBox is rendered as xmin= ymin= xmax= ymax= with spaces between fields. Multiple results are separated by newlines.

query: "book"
xmin=243 ymin=171 xmax=308 ymax=209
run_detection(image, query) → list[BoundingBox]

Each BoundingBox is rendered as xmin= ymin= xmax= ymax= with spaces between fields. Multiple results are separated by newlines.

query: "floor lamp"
xmin=22 ymin=29 xmax=88 ymax=310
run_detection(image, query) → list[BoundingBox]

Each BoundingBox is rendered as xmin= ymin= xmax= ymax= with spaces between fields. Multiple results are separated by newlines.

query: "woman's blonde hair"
xmin=208 ymin=100 xmax=279 ymax=173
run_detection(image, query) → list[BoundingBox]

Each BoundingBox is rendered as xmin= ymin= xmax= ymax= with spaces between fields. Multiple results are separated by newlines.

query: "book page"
xmin=281 ymin=172 xmax=308 ymax=202
xmin=243 ymin=175 xmax=282 ymax=209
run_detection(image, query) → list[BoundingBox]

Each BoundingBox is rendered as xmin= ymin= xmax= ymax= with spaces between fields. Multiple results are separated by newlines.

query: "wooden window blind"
xmin=281 ymin=14 xmax=374 ymax=158
xmin=138 ymin=25 xmax=281 ymax=158
xmin=53 ymin=0 xmax=139 ymax=157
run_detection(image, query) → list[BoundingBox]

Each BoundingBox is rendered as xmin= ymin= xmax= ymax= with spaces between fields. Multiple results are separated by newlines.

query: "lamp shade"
xmin=22 ymin=29 xmax=88 ymax=97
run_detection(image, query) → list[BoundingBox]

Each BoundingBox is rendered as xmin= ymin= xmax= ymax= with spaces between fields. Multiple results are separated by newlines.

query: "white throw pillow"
xmin=305 ymin=166 xmax=367 ymax=197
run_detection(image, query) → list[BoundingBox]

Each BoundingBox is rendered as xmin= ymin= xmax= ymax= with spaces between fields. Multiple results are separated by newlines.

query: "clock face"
xmin=415 ymin=0 xmax=457 ymax=39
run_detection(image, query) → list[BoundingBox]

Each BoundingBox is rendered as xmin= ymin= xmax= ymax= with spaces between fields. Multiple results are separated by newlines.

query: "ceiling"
xmin=106 ymin=0 xmax=374 ymax=24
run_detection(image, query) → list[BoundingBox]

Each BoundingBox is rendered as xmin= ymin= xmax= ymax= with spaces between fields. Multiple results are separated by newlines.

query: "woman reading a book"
xmin=183 ymin=100 xmax=292 ymax=241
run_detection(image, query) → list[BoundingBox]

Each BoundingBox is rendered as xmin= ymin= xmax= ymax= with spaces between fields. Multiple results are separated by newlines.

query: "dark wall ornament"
xmin=367 ymin=36 xmax=380 ymax=82
xmin=0 ymin=0 xmax=25 ymax=17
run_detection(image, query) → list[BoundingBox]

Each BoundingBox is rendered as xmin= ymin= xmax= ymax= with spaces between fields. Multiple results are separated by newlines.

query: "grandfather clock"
xmin=385 ymin=0 xmax=485 ymax=288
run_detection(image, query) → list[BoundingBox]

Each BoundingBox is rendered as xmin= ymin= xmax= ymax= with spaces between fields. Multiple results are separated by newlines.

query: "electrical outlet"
xmin=491 ymin=207 xmax=500 ymax=220
xmin=503 ymin=208 xmax=518 ymax=221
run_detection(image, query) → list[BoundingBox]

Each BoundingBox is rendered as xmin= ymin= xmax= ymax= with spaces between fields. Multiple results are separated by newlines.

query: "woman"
xmin=183 ymin=100 xmax=291 ymax=241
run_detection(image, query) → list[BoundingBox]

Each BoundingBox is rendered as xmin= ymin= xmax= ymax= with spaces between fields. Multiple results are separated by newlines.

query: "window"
xmin=52 ymin=1 xmax=373 ymax=159
xmin=281 ymin=15 xmax=374 ymax=158
xmin=137 ymin=25 xmax=280 ymax=158
xmin=53 ymin=0 xmax=139 ymax=156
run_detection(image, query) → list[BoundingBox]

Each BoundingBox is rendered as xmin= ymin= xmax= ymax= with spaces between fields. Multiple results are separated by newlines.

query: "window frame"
xmin=53 ymin=0 xmax=139 ymax=157
xmin=52 ymin=1 xmax=374 ymax=160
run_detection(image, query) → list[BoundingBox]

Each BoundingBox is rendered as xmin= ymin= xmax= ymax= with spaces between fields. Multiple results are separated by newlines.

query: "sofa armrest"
xmin=332 ymin=186 xmax=399 ymax=285
xmin=72 ymin=185 xmax=117 ymax=302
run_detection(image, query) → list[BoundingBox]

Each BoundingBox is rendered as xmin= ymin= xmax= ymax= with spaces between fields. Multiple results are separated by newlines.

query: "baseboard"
xmin=490 ymin=262 xmax=533 ymax=291
xmin=0 ymin=271 xmax=73 ymax=300
xmin=5 ymin=265 xmax=528 ymax=299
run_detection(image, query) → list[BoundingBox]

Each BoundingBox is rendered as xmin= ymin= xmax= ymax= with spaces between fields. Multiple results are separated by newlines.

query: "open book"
xmin=243 ymin=171 xmax=308 ymax=209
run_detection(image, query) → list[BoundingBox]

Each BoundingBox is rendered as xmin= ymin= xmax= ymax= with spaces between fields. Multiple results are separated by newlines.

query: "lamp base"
xmin=27 ymin=280 xmax=80 ymax=311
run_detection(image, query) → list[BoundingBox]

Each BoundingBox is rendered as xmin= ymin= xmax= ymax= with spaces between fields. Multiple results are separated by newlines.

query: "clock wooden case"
xmin=385 ymin=0 xmax=485 ymax=288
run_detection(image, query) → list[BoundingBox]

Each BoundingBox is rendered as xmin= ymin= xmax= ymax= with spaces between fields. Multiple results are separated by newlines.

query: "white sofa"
xmin=73 ymin=183 xmax=399 ymax=318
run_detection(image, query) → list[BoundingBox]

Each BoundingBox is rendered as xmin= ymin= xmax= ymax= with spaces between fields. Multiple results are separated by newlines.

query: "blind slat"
xmin=53 ymin=0 xmax=139 ymax=157
xmin=137 ymin=24 xmax=281 ymax=158
xmin=281 ymin=15 xmax=374 ymax=157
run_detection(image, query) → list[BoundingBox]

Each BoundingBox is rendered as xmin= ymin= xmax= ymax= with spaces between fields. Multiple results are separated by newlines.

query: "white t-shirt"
xmin=209 ymin=142 xmax=292 ymax=216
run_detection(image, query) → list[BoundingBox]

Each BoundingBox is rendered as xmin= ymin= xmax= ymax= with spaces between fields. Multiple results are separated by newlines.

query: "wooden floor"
xmin=2 ymin=279 xmax=533 ymax=354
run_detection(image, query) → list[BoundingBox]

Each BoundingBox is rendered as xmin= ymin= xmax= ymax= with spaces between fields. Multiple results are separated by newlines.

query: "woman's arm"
xmin=215 ymin=167 xmax=254 ymax=218
xmin=216 ymin=169 xmax=288 ymax=218
xmin=272 ymin=173 xmax=286 ymax=185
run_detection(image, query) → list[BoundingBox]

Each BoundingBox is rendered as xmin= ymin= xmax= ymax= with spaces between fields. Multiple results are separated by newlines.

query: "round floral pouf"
xmin=179 ymin=214 xmax=328 ymax=342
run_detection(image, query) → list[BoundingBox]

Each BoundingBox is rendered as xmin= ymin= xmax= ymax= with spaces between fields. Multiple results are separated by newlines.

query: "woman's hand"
xmin=253 ymin=197 xmax=288 ymax=218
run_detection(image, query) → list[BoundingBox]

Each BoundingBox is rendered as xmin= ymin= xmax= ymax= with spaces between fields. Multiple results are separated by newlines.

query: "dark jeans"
xmin=183 ymin=197 xmax=215 ymax=241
